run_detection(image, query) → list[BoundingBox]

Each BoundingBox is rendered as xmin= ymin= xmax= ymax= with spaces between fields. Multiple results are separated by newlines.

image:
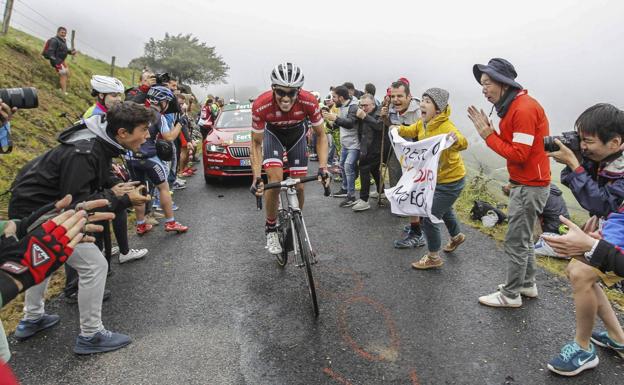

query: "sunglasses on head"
xmin=273 ymin=88 xmax=299 ymax=98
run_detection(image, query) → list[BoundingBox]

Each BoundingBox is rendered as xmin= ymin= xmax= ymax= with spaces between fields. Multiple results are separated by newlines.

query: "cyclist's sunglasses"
xmin=273 ymin=88 xmax=299 ymax=98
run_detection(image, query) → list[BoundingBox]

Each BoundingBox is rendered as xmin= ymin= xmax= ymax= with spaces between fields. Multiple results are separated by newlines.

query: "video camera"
xmin=543 ymin=131 xmax=581 ymax=153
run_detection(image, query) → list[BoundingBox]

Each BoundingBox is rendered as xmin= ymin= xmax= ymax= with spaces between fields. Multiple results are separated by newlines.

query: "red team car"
xmin=202 ymin=103 xmax=256 ymax=183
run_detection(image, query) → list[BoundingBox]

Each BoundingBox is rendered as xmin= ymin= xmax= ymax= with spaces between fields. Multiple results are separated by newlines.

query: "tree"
xmin=129 ymin=33 xmax=229 ymax=86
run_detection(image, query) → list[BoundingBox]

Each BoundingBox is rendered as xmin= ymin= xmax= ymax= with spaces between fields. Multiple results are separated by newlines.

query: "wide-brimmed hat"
xmin=473 ymin=58 xmax=522 ymax=89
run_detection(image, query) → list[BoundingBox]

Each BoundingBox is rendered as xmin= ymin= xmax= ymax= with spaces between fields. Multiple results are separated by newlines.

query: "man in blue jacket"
xmin=546 ymin=103 xmax=624 ymax=376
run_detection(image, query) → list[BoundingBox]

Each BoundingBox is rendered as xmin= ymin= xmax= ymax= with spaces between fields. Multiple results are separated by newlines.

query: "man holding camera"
xmin=545 ymin=103 xmax=624 ymax=376
xmin=9 ymin=102 xmax=153 ymax=354
xmin=468 ymin=58 xmax=551 ymax=308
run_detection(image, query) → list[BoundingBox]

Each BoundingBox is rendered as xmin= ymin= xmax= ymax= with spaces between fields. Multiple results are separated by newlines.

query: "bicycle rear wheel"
xmin=292 ymin=211 xmax=319 ymax=317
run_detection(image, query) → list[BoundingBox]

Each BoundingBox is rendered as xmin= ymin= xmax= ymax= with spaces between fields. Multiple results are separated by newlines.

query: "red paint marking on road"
xmin=323 ymin=367 xmax=354 ymax=385
xmin=338 ymin=296 xmax=401 ymax=362
xmin=409 ymin=369 xmax=420 ymax=385
xmin=317 ymin=268 xmax=365 ymax=300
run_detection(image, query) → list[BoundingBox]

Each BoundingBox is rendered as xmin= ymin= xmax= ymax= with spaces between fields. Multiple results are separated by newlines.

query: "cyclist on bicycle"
xmin=250 ymin=62 xmax=330 ymax=255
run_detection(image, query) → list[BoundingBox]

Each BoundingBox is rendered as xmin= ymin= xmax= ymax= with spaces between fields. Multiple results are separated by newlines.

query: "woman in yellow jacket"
xmin=397 ymin=88 xmax=468 ymax=269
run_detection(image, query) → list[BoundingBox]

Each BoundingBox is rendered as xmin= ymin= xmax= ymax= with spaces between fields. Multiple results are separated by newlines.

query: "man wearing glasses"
xmin=351 ymin=94 xmax=384 ymax=211
xmin=250 ymin=63 xmax=330 ymax=255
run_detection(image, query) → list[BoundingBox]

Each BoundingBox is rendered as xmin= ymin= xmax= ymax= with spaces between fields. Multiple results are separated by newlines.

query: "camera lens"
xmin=0 ymin=87 xmax=38 ymax=109
xmin=543 ymin=136 xmax=559 ymax=152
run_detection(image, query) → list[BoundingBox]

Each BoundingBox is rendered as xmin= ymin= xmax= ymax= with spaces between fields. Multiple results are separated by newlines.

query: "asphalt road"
xmin=6 ymin=167 xmax=624 ymax=385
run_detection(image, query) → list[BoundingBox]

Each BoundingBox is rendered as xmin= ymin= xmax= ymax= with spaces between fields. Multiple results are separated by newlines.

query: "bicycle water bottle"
xmin=287 ymin=187 xmax=300 ymax=210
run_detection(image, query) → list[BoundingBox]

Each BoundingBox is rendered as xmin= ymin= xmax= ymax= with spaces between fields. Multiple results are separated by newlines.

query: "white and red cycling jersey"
xmin=251 ymin=89 xmax=323 ymax=133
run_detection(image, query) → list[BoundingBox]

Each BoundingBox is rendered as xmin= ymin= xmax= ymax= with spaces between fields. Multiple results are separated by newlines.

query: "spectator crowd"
xmin=0 ymin=24 xmax=623 ymax=382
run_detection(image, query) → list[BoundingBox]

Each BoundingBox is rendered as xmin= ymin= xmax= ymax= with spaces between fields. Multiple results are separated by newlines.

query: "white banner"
xmin=384 ymin=127 xmax=454 ymax=222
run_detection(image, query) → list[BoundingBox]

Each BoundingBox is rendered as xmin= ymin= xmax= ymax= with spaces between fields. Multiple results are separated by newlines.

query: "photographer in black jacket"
xmin=9 ymin=101 xmax=152 ymax=355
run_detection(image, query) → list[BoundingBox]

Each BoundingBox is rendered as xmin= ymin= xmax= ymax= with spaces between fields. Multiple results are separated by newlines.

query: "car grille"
xmin=229 ymin=146 xmax=250 ymax=158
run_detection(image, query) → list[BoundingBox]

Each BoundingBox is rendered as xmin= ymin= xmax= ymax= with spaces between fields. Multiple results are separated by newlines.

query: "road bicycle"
xmin=256 ymin=175 xmax=330 ymax=317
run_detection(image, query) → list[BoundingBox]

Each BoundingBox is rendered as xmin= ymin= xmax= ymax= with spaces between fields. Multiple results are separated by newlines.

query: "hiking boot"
xmin=119 ymin=249 xmax=148 ymax=264
xmin=65 ymin=289 xmax=111 ymax=305
xmin=14 ymin=314 xmax=60 ymax=340
xmin=339 ymin=196 xmax=357 ymax=208
xmin=136 ymin=223 xmax=153 ymax=236
xmin=74 ymin=329 xmax=132 ymax=355
xmin=352 ymin=199 xmax=371 ymax=211
xmin=394 ymin=231 xmax=426 ymax=249
xmin=497 ymin=283 xmax=538 ymax=298
xmin=164 ymin=221 xmax=188 ymax=233
xmin=332 ymin=188 xmax=348 ymax=198
xmin=266 ymin=231 xmax=282 ymax=254
xmin=442 ymin=233 xmax=466 ymax=252
xmin=411 ymin=254 xmax=444 ymax=270
xmin=478 ymin=291 xmax=522 ymax=308
xmin=547 ymin=342 xmax=599 ymax=377
xmin=591 ymin=331 xmax=624 ymax=358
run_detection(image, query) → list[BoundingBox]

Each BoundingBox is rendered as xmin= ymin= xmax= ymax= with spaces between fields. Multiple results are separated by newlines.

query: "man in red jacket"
xmin=468 ymin=58 xmax=550 ymax=308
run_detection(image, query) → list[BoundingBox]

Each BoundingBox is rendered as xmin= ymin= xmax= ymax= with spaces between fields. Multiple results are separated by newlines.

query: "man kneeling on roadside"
xmin=9 ymin=102 xmax=152 ymax=354
xmin=544 ymin=103 xmax=624 ymax=376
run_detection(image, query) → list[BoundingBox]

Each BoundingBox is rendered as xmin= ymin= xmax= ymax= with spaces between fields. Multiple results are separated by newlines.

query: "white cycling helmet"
xmin=270 ymin=62 xmax=304 ymax=88
xmin=90 ymin=75 xmax=124 ymax=94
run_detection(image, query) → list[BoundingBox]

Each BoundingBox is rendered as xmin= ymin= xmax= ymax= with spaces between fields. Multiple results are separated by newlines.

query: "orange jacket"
xmin=485 ymin=90 xmax=551 ymax=186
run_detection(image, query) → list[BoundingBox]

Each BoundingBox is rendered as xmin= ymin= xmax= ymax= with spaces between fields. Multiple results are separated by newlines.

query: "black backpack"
xmin=470 ymin=200 xmax=507 ymax=224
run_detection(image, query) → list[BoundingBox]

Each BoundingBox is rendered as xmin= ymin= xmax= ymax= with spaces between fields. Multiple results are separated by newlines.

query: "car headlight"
xmin=206 ymin=144 xmax=227 ymax=154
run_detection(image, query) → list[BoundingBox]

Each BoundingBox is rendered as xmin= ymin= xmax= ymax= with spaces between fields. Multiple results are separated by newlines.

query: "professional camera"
xmin=544 ymin=131 xmax=581 ymax=153
xmin=154 ymin=73 xmax=170 ymax=85
xmin=0 ymin=87 xmax=38 ymax=109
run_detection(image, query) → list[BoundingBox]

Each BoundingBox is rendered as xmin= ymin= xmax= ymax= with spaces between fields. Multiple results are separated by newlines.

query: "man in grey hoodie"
xmin=323 ymin=85 xmax=360 ymax=207
xmin=9 ymin=102 xmax=152 ymax=354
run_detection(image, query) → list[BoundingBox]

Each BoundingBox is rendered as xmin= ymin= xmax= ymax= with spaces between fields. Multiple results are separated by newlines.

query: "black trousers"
xmin=359 ymin=154 xmax=382 ymax=202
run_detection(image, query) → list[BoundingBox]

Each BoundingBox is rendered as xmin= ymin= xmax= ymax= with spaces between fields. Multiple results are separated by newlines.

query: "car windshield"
xmin=215 ymin=109 xmax=252 ymax=129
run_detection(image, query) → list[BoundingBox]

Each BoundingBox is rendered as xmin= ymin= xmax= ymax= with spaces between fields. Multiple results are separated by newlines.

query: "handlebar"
xmin=254 ymin=175 xmax=331 ymax=210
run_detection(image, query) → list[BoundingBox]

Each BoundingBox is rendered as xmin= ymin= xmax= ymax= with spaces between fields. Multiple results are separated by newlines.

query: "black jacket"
xmin=46 ymin=36 xmax=69 ymax=66
xmin=592 ymin=240 xmax=624 ymax=278
xmin=357 ymin=106 xmax=383 ymax=161
xmin=9 ymin=118 xmax=131 ymax=219
xmin=540 ymin=184 xmax=570 ymax=233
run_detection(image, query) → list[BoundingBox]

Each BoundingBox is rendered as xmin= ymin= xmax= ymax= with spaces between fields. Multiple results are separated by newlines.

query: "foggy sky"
xmin=9 ymin=0 xmax=624 ymax=135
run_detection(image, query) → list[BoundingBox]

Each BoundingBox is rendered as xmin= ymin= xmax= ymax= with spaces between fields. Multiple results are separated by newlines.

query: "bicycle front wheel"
xmin=292 ymin=211 xmax=319 ymax=317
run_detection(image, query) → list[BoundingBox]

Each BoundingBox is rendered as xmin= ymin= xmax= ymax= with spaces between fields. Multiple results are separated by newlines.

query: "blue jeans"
xmin=340 ymin=148 xmax=359 ymax=197
xmin=422 ymin=177 xmax=465 ymax=252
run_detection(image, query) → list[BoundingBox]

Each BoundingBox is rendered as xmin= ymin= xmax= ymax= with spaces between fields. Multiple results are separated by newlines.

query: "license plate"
xmin=240 ymin=159 xmax=251 ymax=166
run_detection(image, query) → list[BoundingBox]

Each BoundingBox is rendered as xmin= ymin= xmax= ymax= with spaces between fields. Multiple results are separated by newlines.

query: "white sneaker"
xmin=497 ymin=283 xmax=538 ymax=298
xmin=352 ymin=199 xmax=371 ymax=212
xmin=175 ymin=178 xmax=186 ymax=186
xmin=478 ymin=291 xmax=522 ymax=308
xmin=111 ymin=246 xmax=120 ymax=256
xmin=266 ymin=232 xmax=282 ymax=254
xmin=119 ymin=249 xmax=148 ymax=264
xmin=369 ymin=191 xmax=379 ymax=199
